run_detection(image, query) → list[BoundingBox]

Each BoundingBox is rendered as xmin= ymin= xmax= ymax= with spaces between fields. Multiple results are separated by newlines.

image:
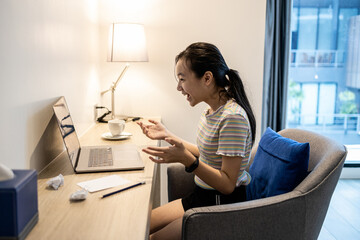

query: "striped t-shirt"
xmin=195 ymin=99 xmax=252 ymax=190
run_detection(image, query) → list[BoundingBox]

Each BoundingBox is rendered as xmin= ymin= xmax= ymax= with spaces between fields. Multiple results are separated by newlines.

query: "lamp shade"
xmin=107 ymin=23 xmax=148 ymax=62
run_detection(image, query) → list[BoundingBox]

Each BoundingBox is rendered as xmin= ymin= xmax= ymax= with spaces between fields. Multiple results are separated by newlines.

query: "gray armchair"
xmin=167 ymin=129 xmax=347 ymax=240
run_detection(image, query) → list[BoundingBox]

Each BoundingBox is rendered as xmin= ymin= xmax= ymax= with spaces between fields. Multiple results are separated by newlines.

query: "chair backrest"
xmin=276 ymin=128 xmax=346 ymax=193
xmin=248 ymin=128 xmax=347 ymax=239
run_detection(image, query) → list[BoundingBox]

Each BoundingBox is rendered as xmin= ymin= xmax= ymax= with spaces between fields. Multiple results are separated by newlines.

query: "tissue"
xmin=46 ymin=174 xmax=64 ymax=190
xmin=0 ymin=163 xmax=14 ymax=181
xmin=70 ymin=189 xmax=88 ymax=201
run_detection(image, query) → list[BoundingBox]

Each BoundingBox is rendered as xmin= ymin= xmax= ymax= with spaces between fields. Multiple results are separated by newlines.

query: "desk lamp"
xmin=102 ymin=23 xmax=148 ymax=120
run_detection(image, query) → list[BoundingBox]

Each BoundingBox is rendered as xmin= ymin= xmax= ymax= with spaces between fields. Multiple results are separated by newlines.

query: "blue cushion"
xmin=247 ymin=127 xmax=309 ymax=201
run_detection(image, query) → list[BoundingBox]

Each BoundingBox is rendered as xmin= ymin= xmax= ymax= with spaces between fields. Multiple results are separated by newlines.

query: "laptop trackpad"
xmin=113 ymin=145 xmax=140 ymax=161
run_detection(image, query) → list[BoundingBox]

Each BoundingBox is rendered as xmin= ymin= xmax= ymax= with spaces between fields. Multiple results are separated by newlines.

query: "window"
xmin=286 ymin=0 xmax=360 ymax=164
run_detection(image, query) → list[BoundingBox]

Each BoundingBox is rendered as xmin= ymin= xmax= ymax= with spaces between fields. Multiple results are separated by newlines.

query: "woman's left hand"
xmin=142 ymin=137 xmax=195 ymax=166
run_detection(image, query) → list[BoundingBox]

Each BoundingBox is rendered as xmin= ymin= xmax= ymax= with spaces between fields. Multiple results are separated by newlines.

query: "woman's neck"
xmin=206 ymin=93 xmax=229 ymax=114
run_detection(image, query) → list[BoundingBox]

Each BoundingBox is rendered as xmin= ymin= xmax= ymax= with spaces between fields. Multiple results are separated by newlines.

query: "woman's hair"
xmin=175 ymin=42 xmax=256 ymax=144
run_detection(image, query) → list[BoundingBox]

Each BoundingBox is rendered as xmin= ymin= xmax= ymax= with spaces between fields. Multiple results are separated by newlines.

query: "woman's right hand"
xmin=137 ymin=119 xmax=169 ymax=140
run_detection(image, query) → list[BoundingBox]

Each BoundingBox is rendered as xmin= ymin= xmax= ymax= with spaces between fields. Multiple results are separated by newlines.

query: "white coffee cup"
xmin=108 ymin=119 xmax=125 ymax=136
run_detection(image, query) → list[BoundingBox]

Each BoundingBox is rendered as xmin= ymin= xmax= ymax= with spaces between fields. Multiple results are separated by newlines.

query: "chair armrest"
xmin=167 ymin=163 xmax=196 ymax=202
xmin=182 ymin=191 xmax=307 ymax=240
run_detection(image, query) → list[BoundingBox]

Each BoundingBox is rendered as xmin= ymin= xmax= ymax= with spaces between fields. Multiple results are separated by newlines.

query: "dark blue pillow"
xmin=247 ymin=127 xmax=309 ymax=201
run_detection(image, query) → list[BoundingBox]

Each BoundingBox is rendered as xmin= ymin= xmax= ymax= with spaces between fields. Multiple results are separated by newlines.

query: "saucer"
xmin=101 ymin=132 xmax=132 ymax=140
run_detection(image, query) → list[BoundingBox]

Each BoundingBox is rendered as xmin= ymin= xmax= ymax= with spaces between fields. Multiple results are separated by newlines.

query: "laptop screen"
xmin=53 ymin=96 xmax=81 ymax=169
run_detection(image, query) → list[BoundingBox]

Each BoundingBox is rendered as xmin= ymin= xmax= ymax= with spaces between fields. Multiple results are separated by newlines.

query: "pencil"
xmin=101 ymin=181 xmax=146 ymax=198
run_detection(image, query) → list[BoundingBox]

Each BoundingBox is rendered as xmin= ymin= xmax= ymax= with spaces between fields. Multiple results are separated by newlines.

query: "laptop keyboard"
xmin=88 ymin=148 xmax=113 ymax=167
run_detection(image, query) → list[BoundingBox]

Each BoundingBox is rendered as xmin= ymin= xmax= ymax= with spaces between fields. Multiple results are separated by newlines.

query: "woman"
xmin=138 ymin=42 xmax=256 ymax=240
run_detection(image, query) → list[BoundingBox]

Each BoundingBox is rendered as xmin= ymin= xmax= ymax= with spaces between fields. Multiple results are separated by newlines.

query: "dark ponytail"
xmin=176 ymin=42 xmax=256 ymax=144
xmin=226 ymin=69 xmax=256 ymax=144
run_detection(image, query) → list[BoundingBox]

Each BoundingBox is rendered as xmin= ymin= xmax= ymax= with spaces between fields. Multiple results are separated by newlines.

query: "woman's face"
xmin=175 ymin=58 xmax=205 ymax=107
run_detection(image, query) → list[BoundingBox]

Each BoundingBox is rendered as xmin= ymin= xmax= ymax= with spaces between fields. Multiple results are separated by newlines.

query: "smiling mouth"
xmin=183 ymin=93 xmax=190 ymax=101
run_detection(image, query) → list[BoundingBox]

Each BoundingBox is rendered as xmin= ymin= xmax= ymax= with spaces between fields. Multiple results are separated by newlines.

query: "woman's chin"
xmin=188 ymin=100 xmax=198 ymax=107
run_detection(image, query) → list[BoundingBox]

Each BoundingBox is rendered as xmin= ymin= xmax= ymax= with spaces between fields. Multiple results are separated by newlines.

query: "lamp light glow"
xmin=103 ymin=23 xmax=148 ymax=120
xmin=107 ymin=23 xmax=148 ymax=62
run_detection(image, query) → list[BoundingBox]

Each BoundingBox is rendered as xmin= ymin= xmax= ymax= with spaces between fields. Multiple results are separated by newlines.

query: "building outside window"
xmin=286 ymin=0 xmax=360 ymax=164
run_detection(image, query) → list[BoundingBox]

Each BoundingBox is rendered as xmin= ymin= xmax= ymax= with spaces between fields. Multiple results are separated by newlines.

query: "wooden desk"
xmin=27 ymin=119 xmax=160 ymax=240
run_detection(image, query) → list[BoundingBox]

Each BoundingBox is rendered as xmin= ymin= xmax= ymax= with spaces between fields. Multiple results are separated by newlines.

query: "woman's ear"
xmin=203 ymin=71 xmax=214 ymax=85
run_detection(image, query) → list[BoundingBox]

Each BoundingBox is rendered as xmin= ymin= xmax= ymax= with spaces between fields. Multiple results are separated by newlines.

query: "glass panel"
xmin=338 ymin=8 xmax=358 ymax=51
xmin=287 ymin=80 xmax=303 ymax=126
xmin=298 ymin=8 xmax=318 ymax=49
xmin=286 ymin=0 xmax=360 ymax=164
xmin=296 ymin=8 xmax=318 ymax=66
xmin=318 ymin=83 xmax=336 ymax=125
xmin=291 ymin=8 xmax=298 ymax=32
xmin=338 ymin=8 xmax=358 ymax=65
xmin=318 ymin=8 xmax=333 ymax=50
xmin=291 ymin=7 xmax=299 ymax=55
xmin=300 ymin=84 xmax=318 ymax=125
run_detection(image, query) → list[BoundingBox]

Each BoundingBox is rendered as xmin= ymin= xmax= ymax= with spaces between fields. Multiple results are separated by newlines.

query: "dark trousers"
xmin=182 ymin=185 xmax=247 ymax=211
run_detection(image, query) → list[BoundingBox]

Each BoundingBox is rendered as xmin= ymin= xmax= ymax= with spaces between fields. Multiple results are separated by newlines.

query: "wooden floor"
xmin=318 ymin=179 xmax=360 ymax=240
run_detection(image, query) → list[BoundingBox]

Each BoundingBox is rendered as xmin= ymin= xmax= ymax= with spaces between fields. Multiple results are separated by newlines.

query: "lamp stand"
xmin=101 ymin=63 xmax=130 ymax=120
xmin=110 ymin=87 xmax=115 ymax=119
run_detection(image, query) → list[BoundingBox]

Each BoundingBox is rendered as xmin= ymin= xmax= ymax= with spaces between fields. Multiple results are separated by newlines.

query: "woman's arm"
xmin=143 ymin=137 xmax=241 ymax=195
xmin=192 ymin=155 xmax=243 ymax=194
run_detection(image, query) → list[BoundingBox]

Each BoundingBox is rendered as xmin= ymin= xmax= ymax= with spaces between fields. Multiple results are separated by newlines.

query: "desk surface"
xmin=27 ymin=119 xmax=160 ymax=240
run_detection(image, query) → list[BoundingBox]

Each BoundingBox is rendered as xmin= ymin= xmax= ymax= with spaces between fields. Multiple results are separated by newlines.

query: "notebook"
xmin=52 ymin=96 xmax=144 ymax=173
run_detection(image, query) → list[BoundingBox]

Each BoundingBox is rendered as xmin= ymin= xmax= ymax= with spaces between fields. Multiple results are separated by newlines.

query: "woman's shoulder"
xmin=218 ymin=100 xmax=250 ymax=129
xmin=222 ymin=99 xmax=247 ymax=118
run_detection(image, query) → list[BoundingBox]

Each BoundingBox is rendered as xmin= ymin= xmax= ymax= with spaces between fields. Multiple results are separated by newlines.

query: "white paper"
xmin=77 ymin=175 xmax=131 ymax=193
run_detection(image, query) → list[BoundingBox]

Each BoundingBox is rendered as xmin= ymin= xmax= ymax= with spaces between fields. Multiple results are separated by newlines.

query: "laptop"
xmin=52 ymin=96 xmax=144 ymax=173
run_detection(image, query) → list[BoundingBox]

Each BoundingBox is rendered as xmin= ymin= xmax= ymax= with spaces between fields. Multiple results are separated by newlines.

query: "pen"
xmin=101 ymin=181 xmax=146 ymax=199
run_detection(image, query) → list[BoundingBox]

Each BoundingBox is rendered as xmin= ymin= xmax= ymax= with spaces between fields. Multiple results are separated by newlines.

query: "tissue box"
xmin=0 ymin=170 xmax=38 ymax=240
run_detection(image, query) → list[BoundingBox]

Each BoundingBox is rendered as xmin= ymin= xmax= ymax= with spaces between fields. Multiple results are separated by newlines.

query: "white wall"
xmin=0 ymin=0 xmax=266 ymax=170
xmin=98 ymin=0 xmax=266 ymax=144
xmin=0 ymin=0 xmax=101 ymax=169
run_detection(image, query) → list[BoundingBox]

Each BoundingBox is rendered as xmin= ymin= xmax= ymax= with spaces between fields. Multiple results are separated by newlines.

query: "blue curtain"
xmin=261 ymin=0 xmax=292 ymax=133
